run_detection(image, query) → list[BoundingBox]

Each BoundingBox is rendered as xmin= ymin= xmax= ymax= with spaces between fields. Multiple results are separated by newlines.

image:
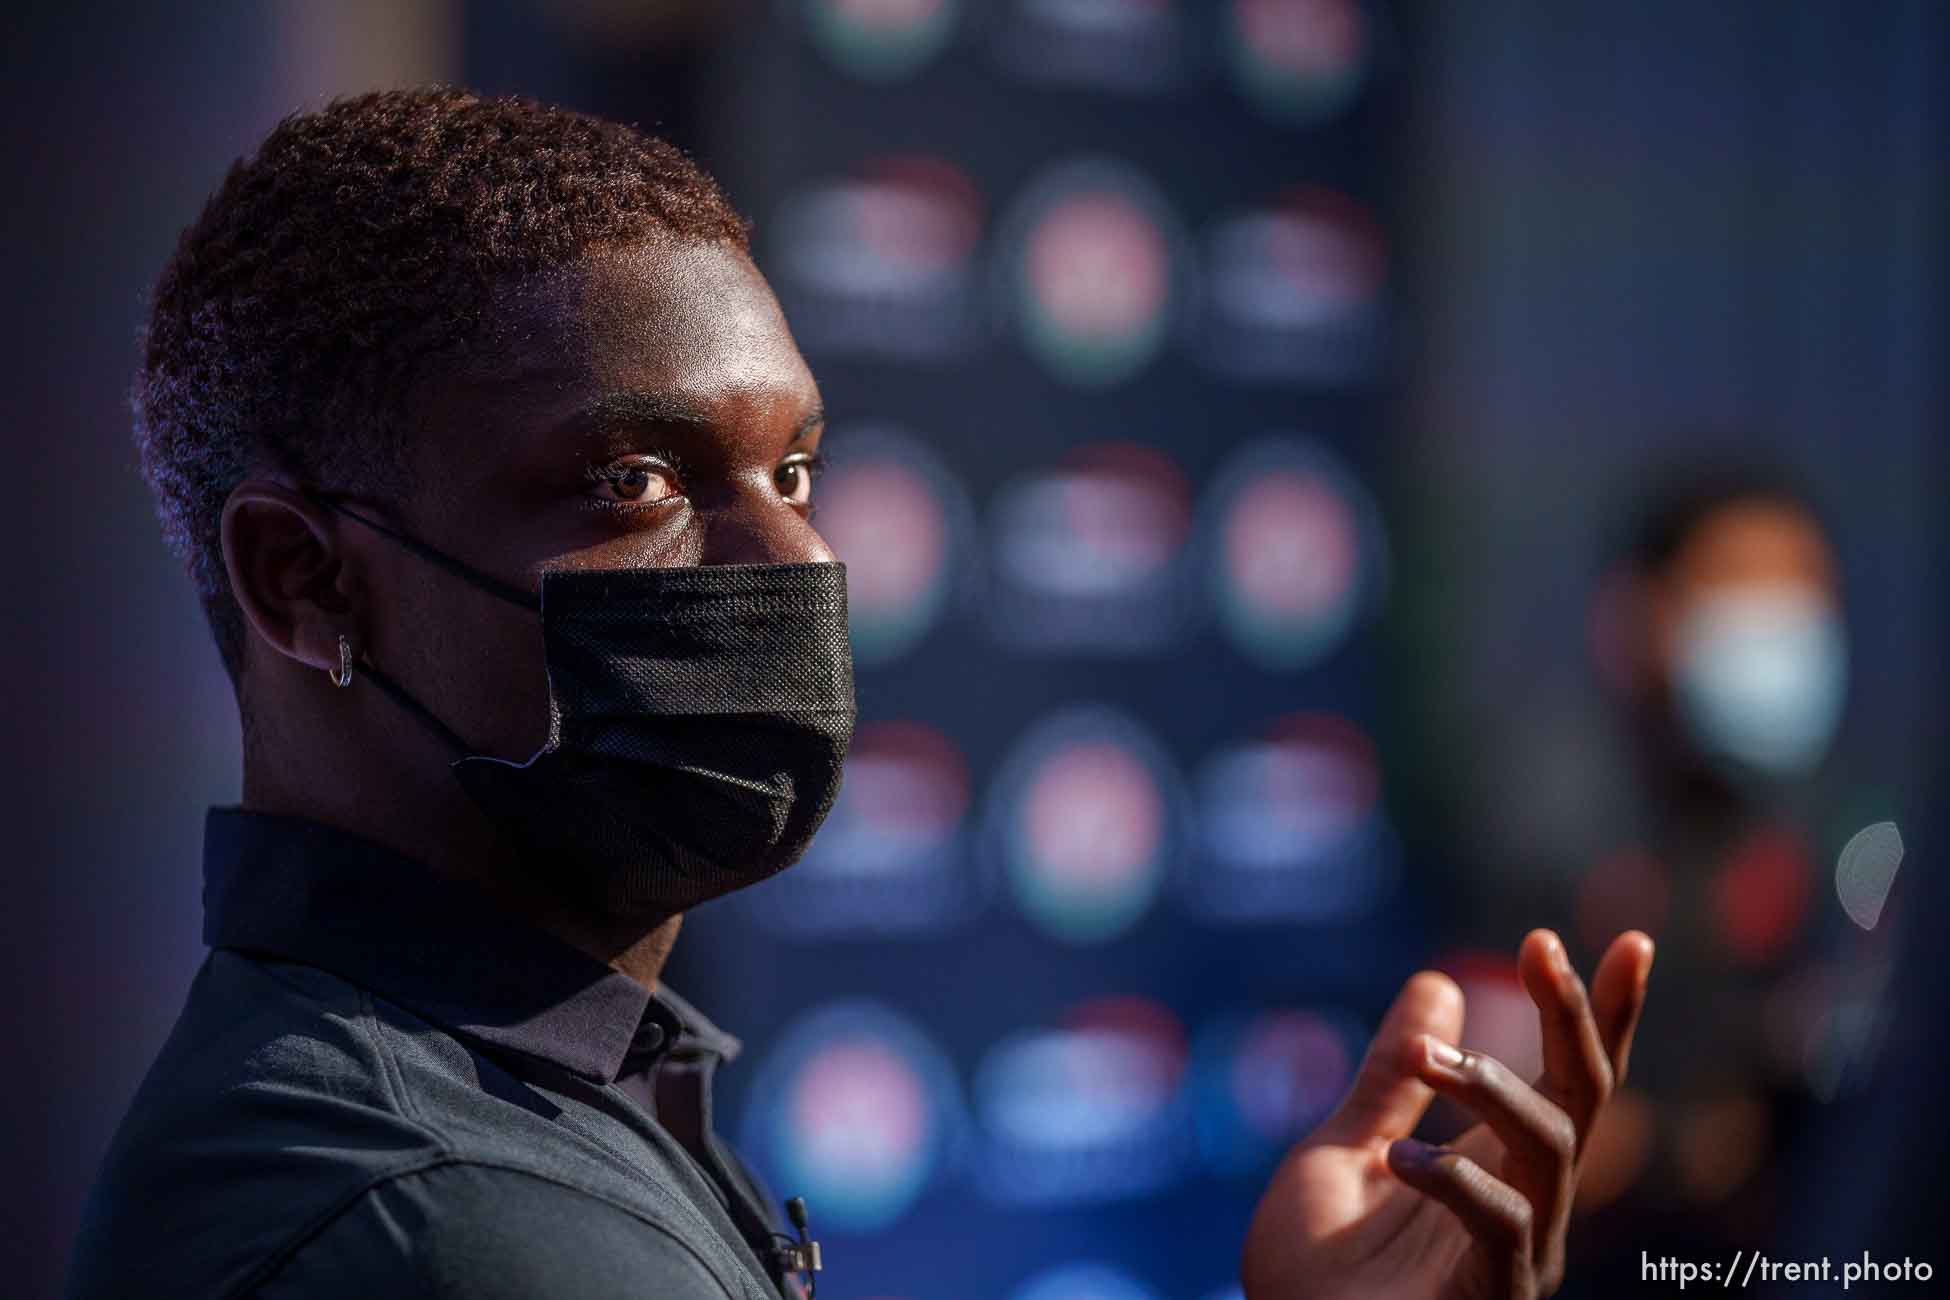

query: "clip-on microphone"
xmin=767 ymin=1196 xmax=822 ymax=1298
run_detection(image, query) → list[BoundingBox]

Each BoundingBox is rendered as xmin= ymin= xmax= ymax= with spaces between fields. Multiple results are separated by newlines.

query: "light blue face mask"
xmin=1672 ymin=585 xmax=1847 ymax=779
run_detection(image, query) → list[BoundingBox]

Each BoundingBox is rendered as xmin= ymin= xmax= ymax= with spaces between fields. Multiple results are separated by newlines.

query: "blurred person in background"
xmin=1608 ymin=470 xmax=1847 ymax=819
xmin=1559 ymin=468 xmax=1862 ymax=1288
xmin=62 ymin=86 xmax=1655 ymax=1300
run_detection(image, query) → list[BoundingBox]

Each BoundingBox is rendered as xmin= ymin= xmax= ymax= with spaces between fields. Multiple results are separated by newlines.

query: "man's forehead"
xmin=425 ymin=239 xmax=819 ymax=445
xmin=493 ymin=239 xmax=794 ymax=358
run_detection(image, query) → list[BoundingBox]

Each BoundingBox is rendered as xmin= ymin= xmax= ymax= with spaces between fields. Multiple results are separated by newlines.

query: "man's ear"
xmin=220 ymin=479 xmax=359 ymax=677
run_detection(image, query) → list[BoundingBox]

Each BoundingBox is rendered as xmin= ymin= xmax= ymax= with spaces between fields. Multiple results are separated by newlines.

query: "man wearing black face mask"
xmin=68 ymin=89 xmax=1652 ymax=1300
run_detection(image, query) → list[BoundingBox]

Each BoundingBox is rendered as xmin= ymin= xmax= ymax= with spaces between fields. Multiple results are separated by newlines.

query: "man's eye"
xmin=586 ymin=458 xmax=679 ymax=506
xmin=776 ymin=454 xmax=825 ymax=506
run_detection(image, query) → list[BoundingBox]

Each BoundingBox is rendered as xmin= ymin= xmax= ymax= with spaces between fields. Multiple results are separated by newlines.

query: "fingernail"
xmin=1549 ymin=939 xmax=1581 ymax=995
xmin=1388 ymin=1137 xmax=1440 ymax=1169
xmin=1423 ymin=1035 xmax=1465 ymax=1072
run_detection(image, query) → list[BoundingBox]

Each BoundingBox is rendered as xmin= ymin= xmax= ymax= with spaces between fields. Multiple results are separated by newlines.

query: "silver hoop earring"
xmin=330 ymin=634 xmax=354 ymax=689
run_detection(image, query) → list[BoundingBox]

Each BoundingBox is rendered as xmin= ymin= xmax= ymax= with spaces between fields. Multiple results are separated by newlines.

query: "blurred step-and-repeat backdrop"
xmin=667 ymin=5 xmax=1413 ymax=1298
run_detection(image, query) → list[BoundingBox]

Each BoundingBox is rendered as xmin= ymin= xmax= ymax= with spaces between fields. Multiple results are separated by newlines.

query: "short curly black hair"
xmin=134 ymin=85 xmax=751 ymax=686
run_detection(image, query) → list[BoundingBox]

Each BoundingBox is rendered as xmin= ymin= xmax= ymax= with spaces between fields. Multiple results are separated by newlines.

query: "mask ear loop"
xmin=302 ymin=488 xmax=530 ymax=760
xmin=351 ymin=654 xmax=479 ymax=760
xmin=306 ymin=490 xmax=543 ymax=613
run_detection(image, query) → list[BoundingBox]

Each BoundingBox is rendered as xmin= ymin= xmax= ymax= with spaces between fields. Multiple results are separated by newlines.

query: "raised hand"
xmin=1241 ymin=930 xmax=1654 ymax=1300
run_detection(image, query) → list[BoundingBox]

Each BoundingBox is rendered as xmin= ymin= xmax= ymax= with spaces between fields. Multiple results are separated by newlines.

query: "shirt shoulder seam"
xmin=219 ymin=954 xmax=457 ymax=1155
xmin=354 ymin=985 xmax=435 ymax=1132
xmin=231 ymin=1153 xmax=749 ymax=1300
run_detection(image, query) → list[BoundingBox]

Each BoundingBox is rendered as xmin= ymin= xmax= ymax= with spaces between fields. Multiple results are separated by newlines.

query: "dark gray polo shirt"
xmin=65 ymin=808 xmax=809 ymax=1299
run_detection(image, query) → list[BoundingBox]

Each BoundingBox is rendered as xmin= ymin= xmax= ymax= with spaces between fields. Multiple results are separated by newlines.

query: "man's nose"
xmin=698 ymin=490 xmax=835 ymax=567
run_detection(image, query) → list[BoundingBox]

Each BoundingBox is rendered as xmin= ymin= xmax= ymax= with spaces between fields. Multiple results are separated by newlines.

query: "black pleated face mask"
xmin=317 ymin=497 xmax=856 ymax=918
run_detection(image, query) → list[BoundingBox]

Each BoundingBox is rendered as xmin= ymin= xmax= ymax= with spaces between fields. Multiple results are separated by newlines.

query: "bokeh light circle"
xmin=805 ymin=0 xmax=961 ymax=81
xmin=740 ymin=1000 xmax=964 ymax=1233
xmin=1223 ymin=0 xmax=1370 ymax=126
xmin=816 ymin=426 xmax=975 ymax=663
xmin=997 ymin=158 xmax=1185 ymax=387
xmin=1200 ymin=436 xmax=1388 ymax=670
xmin=986 ymin=707 xmax=1186 ymax=944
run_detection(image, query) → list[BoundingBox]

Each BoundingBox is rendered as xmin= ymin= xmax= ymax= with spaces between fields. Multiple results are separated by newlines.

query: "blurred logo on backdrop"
xmin=804 ymin=0 xmax=961 ymax=80
xmin=991 ymin=0 xmax=1189 ymax=94
xmin=1189 ymin=1009 xmax=1359 ymax=1175
xmin=736 ymin=721 xmax=979 ymax=937
xmin=1194 ymin=187 xmax=1385 ymax=384
xmin=1010 ymin=1263 xmax=1165 ymax=1300
xmin=997 ymin=158 xmax=1185 ymax=387
xmin=1201 ymin=436 xmax=1387 ymax=670
xmin=987 ymin=442 xmax=1194 ymax=653
xmin=770 ymin=157 xmax=985 ymax=360
xmin=1182 ymin=712 xmax=1398 ymax=924
xmin=985 ymin=707 xmax=1186 ymax=944
xmin=974 ymin=997 xmax=1190 ymax=1206
xmin=741 ymin=1001 xmax=964 ymax=1233
xmin=1222 ymin=0 xmax=1369 ymax=125
xmin=813 ymin=426 xmax=974 ymax=663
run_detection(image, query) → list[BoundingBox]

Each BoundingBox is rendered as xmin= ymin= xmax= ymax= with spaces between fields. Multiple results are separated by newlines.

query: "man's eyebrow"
xmin=558 ymin=390 xmax=715 ymax=434
xmin=792 ymin=401 xmax=827 ymax=445
xmin=559 ymin=391 xmax=826 ymax=444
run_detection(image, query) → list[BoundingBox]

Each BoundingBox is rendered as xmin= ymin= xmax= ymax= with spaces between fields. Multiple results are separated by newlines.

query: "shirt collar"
xmin=200 ymin=806 xmax=739 ymax=1085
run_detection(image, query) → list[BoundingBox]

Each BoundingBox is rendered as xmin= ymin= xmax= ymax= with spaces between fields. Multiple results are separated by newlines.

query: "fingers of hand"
xmin=1316 ymin=970 xmax=1463 ymax=1145
xmin=1409 ymin=1033 xmax=1575 ymax=1268
xmin=1386 ymin=1138 xmax=1533 ymax=1295
xmin=1519 ymin=929 xmax=1614 ymax=1144
xmin=1588 ymin=930 xmax=1656 ymax=1087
